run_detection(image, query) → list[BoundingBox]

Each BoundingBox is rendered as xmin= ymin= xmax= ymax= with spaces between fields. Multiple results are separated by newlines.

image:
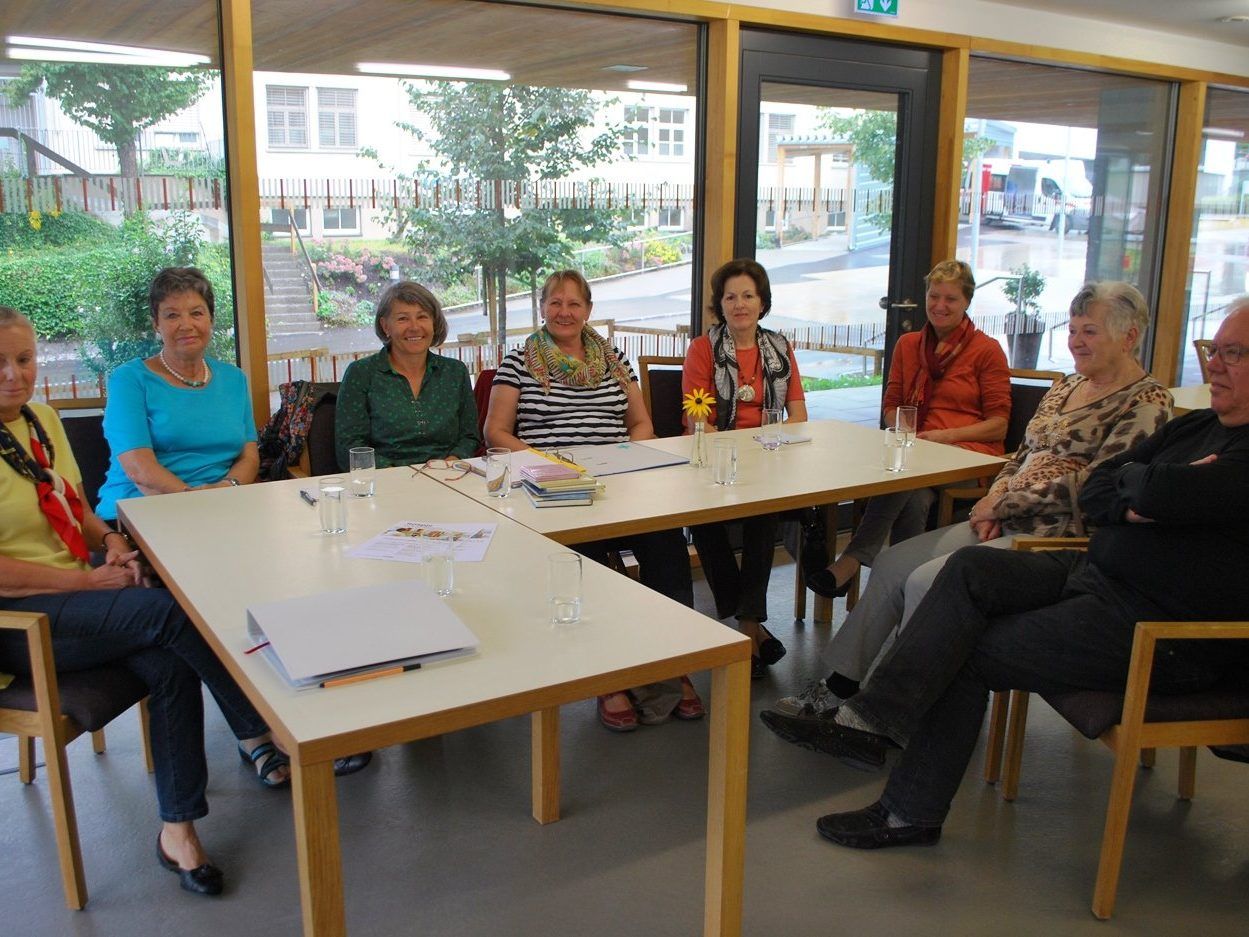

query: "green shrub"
xmin=644 ymin=238 xmax=681 ymax=266
xmin=0 ymin=210 xmax=119 ymax=250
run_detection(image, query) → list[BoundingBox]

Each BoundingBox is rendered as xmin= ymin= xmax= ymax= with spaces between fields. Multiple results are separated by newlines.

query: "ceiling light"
xmin=6 ymin=34 xmax=210 ymax=66
xmin=1216 ymin=15 xmax=1249 ymax=22
xmin=356 ymin=62 xmax=510 ymax=81
xmin=1203 ymin=127 xmax=1246 ymax=139
xmin=627 ymin=80 xmax=688 ymax=93
xmin=603 ymin=64 xmax=648 ymax=73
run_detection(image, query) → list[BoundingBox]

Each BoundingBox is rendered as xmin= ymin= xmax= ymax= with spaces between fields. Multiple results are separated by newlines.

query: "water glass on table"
xmin=348 ymin=446 xmax=376 ymax=497
xmin=421 ymin=536 xmax=455 ymax=596
xmin=760 ymin=408 xmax=784 ymax=452
xmin=882 ymin=427 xmax=907 ymax=473
xmin=894 ymin=406 xmax=918 ymax=447
xmin=485 ymin=447 xmax=511 ymax=498
xmin=318 ymin=476 xmax=347 ymax=534
xmin=547 ymin=552 xmax=582 ymax=625
xmin=711 ymin=439 xmax=737 ymax=485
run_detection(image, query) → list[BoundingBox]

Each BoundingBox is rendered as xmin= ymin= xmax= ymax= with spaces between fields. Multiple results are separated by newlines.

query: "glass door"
xmin=736 ymin=32 xmax=941 ymax=424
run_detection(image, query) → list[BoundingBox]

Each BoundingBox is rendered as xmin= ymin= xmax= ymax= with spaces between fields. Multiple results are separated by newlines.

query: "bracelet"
xmin=103 ymin=530 xmax=131 ymax=550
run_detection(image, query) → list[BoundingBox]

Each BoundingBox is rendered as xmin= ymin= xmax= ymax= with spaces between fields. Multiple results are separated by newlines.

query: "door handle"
xmin=879 ymin=296 xmax=918 ymax=311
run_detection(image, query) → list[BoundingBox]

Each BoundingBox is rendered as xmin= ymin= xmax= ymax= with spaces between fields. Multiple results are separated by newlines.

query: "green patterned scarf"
xmin=523 ymin=325 xmax=632 ymax=394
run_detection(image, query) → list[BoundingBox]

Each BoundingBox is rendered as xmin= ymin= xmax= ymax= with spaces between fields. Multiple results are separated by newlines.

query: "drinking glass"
xmin=547 ymin=552 xmax=582 ymax=624
xmin=882 ymin=428 xmax=907 ymax=473
xmin=318 ymin=476 xmax=347 ymax=534
xmin=760 ymin=408 xmax=784 ymax=452
xmin=894 ymin=406 xmax=918 ymax=447
xmin=422 ymin=537 xmax=455 ymax=596
xmin=348 ymin=446 xmax=376 ymax=497
xmin=485 ymin=447 xmax=511 ymax=498
xmin=711 ymin=439 xmax=737 ymax=485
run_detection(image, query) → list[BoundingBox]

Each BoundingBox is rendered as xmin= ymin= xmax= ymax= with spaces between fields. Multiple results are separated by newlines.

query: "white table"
xmin=1169 ymin=383 xmax=1210 ymax=415
xmin=438 ymin=419 xmax=1005 ymax=545
xmin=119 ymin=471 xmax=750 ymax=937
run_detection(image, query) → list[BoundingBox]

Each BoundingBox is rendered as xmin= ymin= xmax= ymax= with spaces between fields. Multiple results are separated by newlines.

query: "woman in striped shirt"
xmin=486 ymin=270 xmax=703 ymax=733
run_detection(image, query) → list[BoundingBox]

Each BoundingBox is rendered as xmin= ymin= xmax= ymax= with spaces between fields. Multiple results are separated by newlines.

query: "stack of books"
xmin=520 ymin=462 xmax=600 ymax=508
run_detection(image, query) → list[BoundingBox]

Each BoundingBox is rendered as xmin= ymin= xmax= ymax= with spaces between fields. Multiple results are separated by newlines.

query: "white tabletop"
xmin=439 ymin=419 xmax=1005 ymax=544
xmin=1169 ymin=383 xmax=1210 ymax=415
xmin=119 ymin=471 xmax=747 ymax=758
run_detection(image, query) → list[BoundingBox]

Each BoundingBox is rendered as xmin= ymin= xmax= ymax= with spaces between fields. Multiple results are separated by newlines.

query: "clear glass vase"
xmin=690 ymin=420 xmax=708 ymax=467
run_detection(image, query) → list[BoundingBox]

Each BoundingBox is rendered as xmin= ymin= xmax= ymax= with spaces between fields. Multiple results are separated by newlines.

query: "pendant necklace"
xmin=159 ymin=350 xmax=210 ymax=388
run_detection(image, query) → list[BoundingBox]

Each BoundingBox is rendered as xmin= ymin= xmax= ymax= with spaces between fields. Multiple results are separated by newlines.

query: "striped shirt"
xmin=494 ymin=347 xmax=638 ymax=450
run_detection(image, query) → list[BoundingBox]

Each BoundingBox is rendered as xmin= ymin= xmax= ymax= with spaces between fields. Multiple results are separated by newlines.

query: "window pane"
xmin=251 ymin=0 xmax=700 ymax=403
xmin=0 ymin=2 xmax=235 ymax=409
xmin=959 ymin=57 xmax=1174 ymax=373
xmin=1179 ymin=88 xmax=1249 ymax=385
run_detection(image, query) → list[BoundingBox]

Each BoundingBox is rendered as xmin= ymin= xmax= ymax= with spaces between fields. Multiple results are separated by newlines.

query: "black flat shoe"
xmin=333 ymin=751 xmax=374 ymax=776
xmin=758 ymin=709 xmax=889 ymax=769
xmin=757 ymin=628 xmax=787 ymax=666
xmin=816 ymin=801 xmax=941 ymax=849
xmin=750 ymin=656 xmax=767 ymax=680
xmin=805 ymin=568 xmax=852 ymax=600
xmin=156 ymin=834 xmax=223 ymax=896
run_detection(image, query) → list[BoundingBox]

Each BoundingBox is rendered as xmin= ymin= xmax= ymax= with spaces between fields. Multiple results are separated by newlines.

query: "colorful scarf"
xmin=523 ymin=325 xmax=632 ymax=394
xmin=709 ymin=323 xmax=792 ymax=431
xmin=0 ymin=405 xmax=88 ymax=562
xmin=904 ymin=315 xmax=977 ymax=430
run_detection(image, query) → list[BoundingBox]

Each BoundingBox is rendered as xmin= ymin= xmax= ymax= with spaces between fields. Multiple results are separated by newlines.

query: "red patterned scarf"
xmin=0 ymin=406 xmax=89 ymax=562
xmin=906 ymin=315 xmax=976 ymax=430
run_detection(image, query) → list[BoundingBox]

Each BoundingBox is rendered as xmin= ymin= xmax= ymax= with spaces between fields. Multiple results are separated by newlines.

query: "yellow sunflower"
xmin=682 ymin=387 xmax=713 ymax=421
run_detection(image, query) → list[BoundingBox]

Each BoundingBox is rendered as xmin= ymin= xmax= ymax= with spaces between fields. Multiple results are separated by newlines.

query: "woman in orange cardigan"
xmin=807 ymin=259 xmax=1010 ymax=598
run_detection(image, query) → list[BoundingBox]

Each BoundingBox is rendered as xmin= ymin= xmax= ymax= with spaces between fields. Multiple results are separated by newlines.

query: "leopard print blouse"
xmin=989 ymin=373 xmax=1173 ymax=537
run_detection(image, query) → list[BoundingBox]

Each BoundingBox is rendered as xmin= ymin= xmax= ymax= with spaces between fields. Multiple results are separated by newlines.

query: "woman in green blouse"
xmin=335 ymin=281 xmax=482 ymax=469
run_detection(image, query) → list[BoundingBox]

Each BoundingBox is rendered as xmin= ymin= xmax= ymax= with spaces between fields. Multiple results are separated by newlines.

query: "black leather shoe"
xmin=333 ymin=751 xmax=374 ymax=776
xmin=805 ymin=568 xmax=852 ymax=600
xmin=156 ymin=834 xmax=224 ymax=896
xmin=757 ymin=628 xmax=787 ymax=666
xmin=758 ymin=708 xmax=889 ymax=768
xmin=750 ymin=656 xmax=767 ymax=680
xmin=816 ymin=801 xmax=941 ymax=849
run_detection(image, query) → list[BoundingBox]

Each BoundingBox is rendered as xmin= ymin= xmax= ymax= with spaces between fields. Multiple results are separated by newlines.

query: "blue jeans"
xmin=843 ymin=547 xmax=1231 ymax=827
xmin=691 ymin=513 xmax=778 ymax=622
xmin=0 ymin=588 xmax=269 ymax=823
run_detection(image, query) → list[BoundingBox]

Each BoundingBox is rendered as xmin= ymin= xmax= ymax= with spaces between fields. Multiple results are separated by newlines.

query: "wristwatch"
xmin=225 ymin=476 xmax=240 ymax=487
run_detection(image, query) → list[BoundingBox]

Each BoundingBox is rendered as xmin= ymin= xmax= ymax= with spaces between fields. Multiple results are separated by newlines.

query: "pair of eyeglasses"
xmin=412 ymin=459 xmax=471 ymax=481
xmin=1208 ymin=343 xmax=1246 ymax=366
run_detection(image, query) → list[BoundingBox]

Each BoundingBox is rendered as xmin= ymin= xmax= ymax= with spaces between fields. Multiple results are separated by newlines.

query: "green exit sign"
xmin=855 ymin=0 xmax=899 ymax=15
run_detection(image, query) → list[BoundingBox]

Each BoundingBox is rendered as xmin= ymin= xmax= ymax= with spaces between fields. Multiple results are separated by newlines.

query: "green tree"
xmin=819 ymin=109 xmax=897 ymax=232
xmin=5 ymin=64 xmax=214 ymax=181
xmin=381 ymin=80 xmax=627 ymax=343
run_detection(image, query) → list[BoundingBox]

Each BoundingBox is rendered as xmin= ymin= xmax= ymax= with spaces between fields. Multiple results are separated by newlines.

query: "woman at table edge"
xmin=95 ymin=266 xmax=257 ymax=525
xmin=484 ymin=269 xmax=703 ymax=732
xmin=682 ymin=257 xmax=807 ymax=678
xmin=806 ymin=258 xmax=1010 ymax=598
xmin=0 ymin=305 xmax=289 ymax=896
xmin=335 ymin=280 xmax=481 ymax=471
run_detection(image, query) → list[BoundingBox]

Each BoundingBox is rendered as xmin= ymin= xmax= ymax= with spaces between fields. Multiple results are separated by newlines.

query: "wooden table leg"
xmin=531 ymin=706 xmax=560 ymax=824
xmin=292 ymin=758 xmax=345 ymax=937
xmin=704 ymin=658 xmax=750 ymax=937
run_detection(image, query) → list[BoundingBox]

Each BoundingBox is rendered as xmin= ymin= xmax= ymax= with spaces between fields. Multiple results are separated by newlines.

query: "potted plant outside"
xmin=1002 ymin=263 xmax=1047 ymax=369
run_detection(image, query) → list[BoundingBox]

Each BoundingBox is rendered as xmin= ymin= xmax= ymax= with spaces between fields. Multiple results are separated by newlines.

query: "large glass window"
xmin=0 ymin=4 xmax=233 ymax=403
xmin=250 ymin=0 xmax=701 ymax=402
xmin=1179 ymin=87 xmax=1249 ymax=384
xmin=959 ymin=57 xmax=1174 ymax=373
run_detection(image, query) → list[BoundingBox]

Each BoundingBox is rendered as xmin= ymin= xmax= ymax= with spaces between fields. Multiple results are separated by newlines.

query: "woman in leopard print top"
xmin=770 ymin=282 xmax=1174 ymax=713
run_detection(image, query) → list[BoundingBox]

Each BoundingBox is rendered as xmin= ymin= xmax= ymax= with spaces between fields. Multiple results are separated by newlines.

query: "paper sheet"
xmin=346 ymin=520 xmax=497 ymax=563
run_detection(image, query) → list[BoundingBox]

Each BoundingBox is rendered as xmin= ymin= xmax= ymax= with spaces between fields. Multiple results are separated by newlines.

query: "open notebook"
xmin=246 ymin=580 xmax=479 ymax=689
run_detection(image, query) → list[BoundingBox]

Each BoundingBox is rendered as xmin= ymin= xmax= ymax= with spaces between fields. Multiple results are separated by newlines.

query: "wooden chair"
xmin=937 ymin=369 xmax=1064 ymax=527
xmin=636 ymin=355 xmax=685 ymax=439
xmin=1193 ymin=339 xmax=1214 ymax=382
xmin=0 ymin=611 xmax=154 ymax=908
xmin=50 ymin=398 xmax=110 ymax=511
xmin=288 ymin=390 xmax=340 ymax=478
xmin=990 ymin=539 xmax=1249 ymax=919
xmin=472 ymin=368 xmax=497 ymax=456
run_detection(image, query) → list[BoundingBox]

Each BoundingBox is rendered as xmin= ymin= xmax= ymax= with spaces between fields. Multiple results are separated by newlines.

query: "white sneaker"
xmin=773 ymin=680 xmax=841 ymax=718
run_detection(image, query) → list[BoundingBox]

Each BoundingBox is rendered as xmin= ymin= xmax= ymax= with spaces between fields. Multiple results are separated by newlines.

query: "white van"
xmin=969 ymin=158 xmax=1094 ymax=233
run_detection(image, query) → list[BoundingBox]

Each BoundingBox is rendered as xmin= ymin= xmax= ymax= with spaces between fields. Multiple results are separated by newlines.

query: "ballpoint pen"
xmin=300 ymin=489 xmax=317 ymax=507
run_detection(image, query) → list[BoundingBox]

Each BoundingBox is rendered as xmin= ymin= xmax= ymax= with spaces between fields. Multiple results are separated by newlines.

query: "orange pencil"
xmin=319 ymin=664 xmax=416 ymax=689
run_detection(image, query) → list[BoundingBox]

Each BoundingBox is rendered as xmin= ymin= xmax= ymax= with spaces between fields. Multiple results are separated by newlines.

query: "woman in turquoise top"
xmin=335 ymin=281 xmax=481 ymax=470
xmin=96 ymin=267 xmax=257 ymax=522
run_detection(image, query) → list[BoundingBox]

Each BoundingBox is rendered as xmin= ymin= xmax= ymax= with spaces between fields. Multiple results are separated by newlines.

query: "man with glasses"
xmin=763 ymin=298 xmax=1249 ymax=848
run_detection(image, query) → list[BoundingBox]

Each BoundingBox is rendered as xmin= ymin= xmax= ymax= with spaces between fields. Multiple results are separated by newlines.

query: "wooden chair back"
xmin=473 ymin=368 xmax=497 ymax=455
xmin=637 ymin=355 xmax=686 ymax=439
xmin=1193 ymin=339 xmax=1214 ymax=382
xmin=50 ymin=398 xmax=110 ymax=511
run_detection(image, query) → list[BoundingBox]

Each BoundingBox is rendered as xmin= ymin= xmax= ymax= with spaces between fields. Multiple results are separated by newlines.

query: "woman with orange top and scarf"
xmin=806 ymin=259 xmax=1010 ymax=598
